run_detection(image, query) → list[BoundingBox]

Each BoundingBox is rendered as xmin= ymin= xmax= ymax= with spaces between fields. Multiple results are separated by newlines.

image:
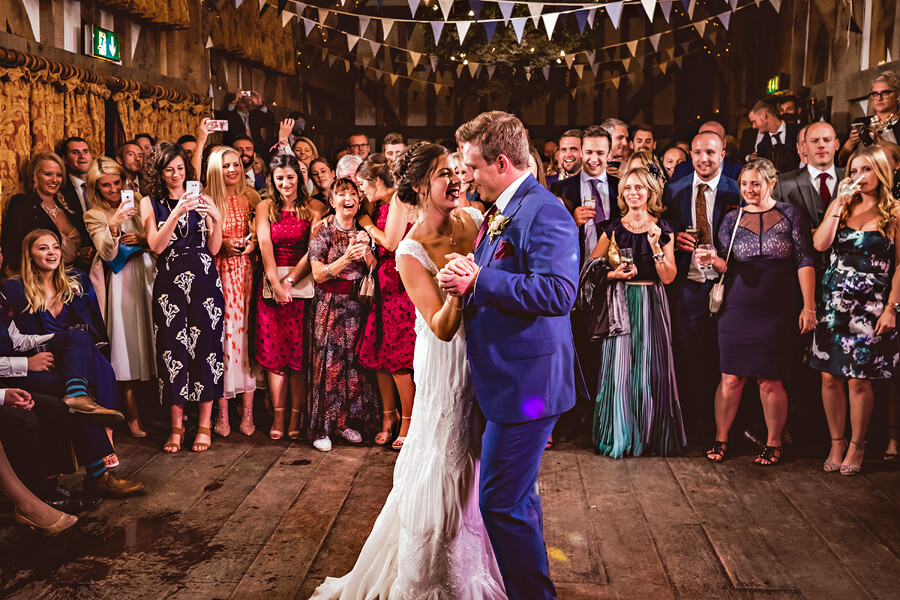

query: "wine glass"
xmin=696 ymin=244 xmax=717 ymax=265
xmin=620 ymin=247 xmax=635 ymax=274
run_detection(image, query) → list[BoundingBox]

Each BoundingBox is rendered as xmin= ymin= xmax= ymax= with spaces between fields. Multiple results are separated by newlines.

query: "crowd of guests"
xmin=2 ymin=73 xmax=900 ymax=535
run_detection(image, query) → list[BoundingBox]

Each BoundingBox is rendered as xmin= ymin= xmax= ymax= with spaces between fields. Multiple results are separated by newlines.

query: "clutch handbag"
xmin=709 ymin=207 xmax=743 ymax=315
xmin=606 ymin=231 xmax=621 ymax=269
xmin=104 ymin=243 xmax=144 ymax=274
xmin=262 ymin=266 xmax=315 ymax=300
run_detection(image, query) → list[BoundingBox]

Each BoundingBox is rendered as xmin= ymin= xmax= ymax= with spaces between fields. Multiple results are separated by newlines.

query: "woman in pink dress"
xmin=206 ymin=147 xmax=261 ymax=437
xmin=356 ymin=154 xmax=418 ymax=449
xmin=254 ymin=154 xmax=325 ymax=439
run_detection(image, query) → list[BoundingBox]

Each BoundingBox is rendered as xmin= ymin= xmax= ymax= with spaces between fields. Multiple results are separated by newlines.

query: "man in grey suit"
xmin=772 ymin=122 xmax=843 ymax=228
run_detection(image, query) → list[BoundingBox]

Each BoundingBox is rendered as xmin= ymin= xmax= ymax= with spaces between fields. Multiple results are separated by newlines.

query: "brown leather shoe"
xmin=63 ymin=396 xmax=124 ymax=427
xmin=83 ymin=471 xmax=145 ymax=498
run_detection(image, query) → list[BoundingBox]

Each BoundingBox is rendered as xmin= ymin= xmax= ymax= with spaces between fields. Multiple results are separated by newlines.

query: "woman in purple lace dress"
xmin=706 ymin=159 xmax=816 ymax=466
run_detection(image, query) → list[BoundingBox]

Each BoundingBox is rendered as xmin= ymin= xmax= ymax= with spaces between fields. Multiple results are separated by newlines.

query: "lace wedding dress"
xmin=311 ymin=208 xmax=506 ymax=600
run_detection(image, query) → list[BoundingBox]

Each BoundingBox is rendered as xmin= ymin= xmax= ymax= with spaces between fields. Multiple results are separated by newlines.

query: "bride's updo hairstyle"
xmin=393 ymin=141 xmax=449 ymax=208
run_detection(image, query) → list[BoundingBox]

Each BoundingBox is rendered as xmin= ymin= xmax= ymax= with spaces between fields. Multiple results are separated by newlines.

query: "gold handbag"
xmin=606 ymin=231 xmax=622 ymax=269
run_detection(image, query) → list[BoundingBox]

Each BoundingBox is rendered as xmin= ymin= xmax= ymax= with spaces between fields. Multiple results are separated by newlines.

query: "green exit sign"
xmin=85 ymin=26 xmax=121 ymax=63
xmin=766 ymin=73 xmax=789 ymax=94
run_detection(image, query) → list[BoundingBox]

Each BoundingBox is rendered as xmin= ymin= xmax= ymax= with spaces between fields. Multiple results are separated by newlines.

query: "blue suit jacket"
xmin=2 ymin=270 xmax=109 ymax=346
xmin=670 ymin=159 xmax=743 ymax=183
xmin=551 ymin=173 xmax=620 ymax=265
xmin=662 ymin=174 xmax=742 ymax=281
xmin=465 ymin=175 xmax=580 ymax=424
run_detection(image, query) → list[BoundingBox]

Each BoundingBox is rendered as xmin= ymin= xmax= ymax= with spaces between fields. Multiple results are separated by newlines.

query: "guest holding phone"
xmin=140 ymin=142 xmax=225 ymax=454
xmin=84 ymin=157 xmax=156 ymax=439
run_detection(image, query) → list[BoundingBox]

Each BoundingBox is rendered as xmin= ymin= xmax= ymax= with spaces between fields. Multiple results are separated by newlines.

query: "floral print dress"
xmin=810 ymin=226 xmax=899 ymax=379
xmin=150 ymin=197 xmax=225 ymax=404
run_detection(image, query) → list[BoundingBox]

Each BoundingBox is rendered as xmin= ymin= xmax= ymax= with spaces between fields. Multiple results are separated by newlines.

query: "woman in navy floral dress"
xmin=140 ymin=143 xmax=225 ymax=454
xmin=811 ymin=145 xmax=900 ymax=475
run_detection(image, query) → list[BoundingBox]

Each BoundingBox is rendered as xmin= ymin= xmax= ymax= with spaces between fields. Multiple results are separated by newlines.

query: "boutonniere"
xmin=488 ymin=213 xmax=511 ymax=241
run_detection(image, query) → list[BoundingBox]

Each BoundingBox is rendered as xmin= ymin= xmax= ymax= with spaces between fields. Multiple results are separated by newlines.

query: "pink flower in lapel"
xmin=493 ymin=240 xmax=515 ymax=260
xmin=487 ymin=213 xmax=511 ymax=241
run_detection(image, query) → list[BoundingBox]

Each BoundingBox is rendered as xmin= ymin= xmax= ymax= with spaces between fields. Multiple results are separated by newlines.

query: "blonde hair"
xmin=18 ymin=229 xmax=82 ymax=313
xmin=618 ymin=166 xmax=666 ymax=218
xmin=738 ymin=158 xmax=779 ymax=199
xmin=874 ymin=70 xmax=900 ymax=95
xmin=29 ymin=152 xmax=67 ymax=194
xmin=85 ymin=157 xmax=127 ymax=211
xmin=292 ymin=137 xmax=319 ymax=160
xmin=843 ymin=145 xmax=899 ymax=238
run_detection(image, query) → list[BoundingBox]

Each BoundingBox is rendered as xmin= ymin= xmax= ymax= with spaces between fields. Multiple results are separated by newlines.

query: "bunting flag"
xmin=649 ymin=33 xmax=662 ymax=51
xmin=347 ymin=33 xmax=360 ymax=51
xmin=258 ymin=0 xmax=266 ymax=12
xmin=573 ymin=64 xmax=584 ymax=78
xmin=730 ymin=0 xmax=739 ymax=9
xmin=542 ymin=65 xmax=550 ymax=80
xmin=408 ymin=50 xmax=422 ymax=66
xmin=859 ymin=99 xmax=869 ymax=115
xmin=660 ymin=0 xmax=673 ymax=22
xmin=358 ymin=16 xmax=370 ymax=35
xmin=438 ymin=0 xmax=453 ymax=20
xmin=498 ymin=2 xmax=514 ymax=24
xmin=527 ymin=3 xmax=542 ymax=27
xmin=483 ymin=21 xmax=497 ymax=42
xmin=659 ymin=59 xmax=668 ymax=74
xmin=607 ymin=2 xmax=624 ymax=29
xmin=469 ymin=0 xmax=484 ymax=19
xmin=640 ymin=0 xmax=657 ymax=22
xmin=408 ymin=0 xmax=419 ymax=18
xmin=303 ymin=17 xmax=316 ymax=36
xmin=693 ymin=19 xmax=706 ymax=38
xmin=430 ymin=55 xmax=439 ymax=71
xmin=205 ymin=35 xmax=213 ymax=49
xmin=282 ymin=10 xmax=293 ymax=26
xmin=235 ymin=0 xmax=243 ymax=8
xmin=368 ymin=39 xmax=381 ymax=57
xmin=468 ymin=61 xmax=479 ymax=77
xmin=611 ymin=77 xmax=621 ymax=89
xmin=626 ymin=40 xmax=639 ymax=56
xmin=487 ymin=65 xmax=496 ymax=78
xmin=564 ymin=53 xmax=575 ymax=68
xmin=457 ymin=20 xmax=472 ymax=42
xmin=542 ymin=12 xmax=559 ymax=39
xmin=431 ymin=21 xmax=444 ymax=43
xmin=382 ymin=18 xmax=395 ymax=39
xmin=574 ymin=9 xmax=588 ymax=33
xmin=317 ymin=7 xmax=327 ymax=24
xmin=511 ymin=17 xmax=527 ymax=43
xmin=590 ymin=61 xmax=600 ymax=76
xmin=586 ymin=7 xmax=597 ymax=28
xmin=770 ymin=0 xmax=781 ymax=11
xmin=718 ymin=11 xmax=731 ymax=30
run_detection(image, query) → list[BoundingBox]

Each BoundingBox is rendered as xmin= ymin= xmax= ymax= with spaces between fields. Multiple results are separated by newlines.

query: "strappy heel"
xmin=823 ymin=437 xmax=846 ymax=473
xmin=193 ymin=426 xmax=212 ymax=452
xmin=841 ymin=439 xmax=865 ymax=476
xmin=706 ymin=440 xmax=728 ymax=462
xmin=214 ymin=406 xmax=231 ymax=437
xmin=391 ymin=416 xmax=412 ymax=451
xmin=288 ymin=408 xmax=303 ymax=440
xmin=375 ymin=410 xmax=399 ymax=446
xmin=239 ymin=403 xmax=255 ymax=436
xmin=269 ymin=407 xmax=286 ymax=440
xmin=164 ymin=427 xmax=184 ymax=454
xmin=754 ymin=445 xmax=782 ymax=466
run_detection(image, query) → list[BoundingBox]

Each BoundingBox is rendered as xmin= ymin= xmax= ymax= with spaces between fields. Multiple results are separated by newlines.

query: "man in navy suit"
xmin=670 ymin=121 xmax=743 ymax=182
xmin=738 ymin=100 xmax=800 ymax=162
xmin=233 ymin=135 xmax=266 ymax=192
xmin=441 ymin=111 xmax=580 ymax=600
xmin=545 ymin=128 xmax=582 ymax=188
xmin=664 ymin=131 xmax=741 ymax=443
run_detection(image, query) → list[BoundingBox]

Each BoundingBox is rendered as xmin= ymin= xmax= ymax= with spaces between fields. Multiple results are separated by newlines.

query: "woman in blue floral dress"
xmin=811 ymin=145 xmax=900 ymax=475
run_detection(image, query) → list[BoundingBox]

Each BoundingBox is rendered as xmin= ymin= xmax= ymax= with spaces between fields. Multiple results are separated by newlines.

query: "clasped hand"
xmin=437 ymin=253 xmax=479 ymax=297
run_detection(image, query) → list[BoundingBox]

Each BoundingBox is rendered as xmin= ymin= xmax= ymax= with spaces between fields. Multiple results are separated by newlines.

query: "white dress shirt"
xmin=688 ymin=171 xmax=721 ymax=282
xmin=70 ymin=174 xmax=89 ymax=213
xmin=494 ymin=171 xmax=531 ymax=213
xmin=807 ymin=164 xmax=837 ymax=196
xmin=755 ymin=120 xmax=787 ymax=150
xmin=0 ymin=323 xmax=54 ymax=404
xmin=580 ymin=170 xmax=609 ymax=256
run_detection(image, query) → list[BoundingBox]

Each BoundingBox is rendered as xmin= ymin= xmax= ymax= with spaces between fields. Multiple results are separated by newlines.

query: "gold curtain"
xmin=0 ymin=67 xmax=33 ymax=199
xmin=116 ymin=95 xmax=206 ymax=143
xmin=93 ymin=0 xmax=190 ymax=30
xmin=211 ymin=1 xmax=296 ymax=74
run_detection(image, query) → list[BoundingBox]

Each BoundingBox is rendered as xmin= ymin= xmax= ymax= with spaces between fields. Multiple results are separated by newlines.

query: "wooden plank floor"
xmin=1 ymin=432 xmax=899 ymax=600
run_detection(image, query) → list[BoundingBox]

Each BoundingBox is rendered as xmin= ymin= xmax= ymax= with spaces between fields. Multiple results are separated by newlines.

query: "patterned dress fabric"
xmin=215 ymin=195 xmax=256 ymax=398
xmin=150 ymin=197 xmax=225 ymax=405
xmin=307 ymin=217 xmax=378 ymax=439
xmin=716 ymin=203 xmax=815 ymax=379
xmin=593 ymin=218 xmax=686 ymax=458
xmin=356 ymin=202 xmax=416 ymax=373
xmin=254 ymin=211 xmax=310 ymax=373
xmin=311 ymin=207 xmax=505 ymax=600
xmin=810 ymin=226 xmax=900 ymax=379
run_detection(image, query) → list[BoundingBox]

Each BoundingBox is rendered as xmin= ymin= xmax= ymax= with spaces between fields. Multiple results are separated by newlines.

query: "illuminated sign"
xmin=767 ymin=74 xmax=789 ymax=94
xmin=86 ymin=26 xmax=121 ymax=63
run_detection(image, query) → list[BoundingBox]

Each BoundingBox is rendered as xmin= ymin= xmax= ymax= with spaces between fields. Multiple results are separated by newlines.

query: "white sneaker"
xmin=341 ymin=429 xmax=362 ymax=444
xmin=313 ymin=436 xmax=332 ymax=452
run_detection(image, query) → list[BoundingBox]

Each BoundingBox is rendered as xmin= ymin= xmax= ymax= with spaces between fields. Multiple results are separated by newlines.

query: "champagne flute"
xmin=839 ymin=175 xmax=865 ymax=199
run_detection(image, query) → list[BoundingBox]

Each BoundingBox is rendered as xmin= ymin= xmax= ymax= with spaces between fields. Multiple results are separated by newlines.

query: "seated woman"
xmin=706 ymin=159 xmax=816 ymax=466
xmin=587 ymin=165 xmax=685 ymax=458
xmin=1 ymin=153 xmax=90 ymax=274
xmin=83 ymin=157 xmax=156 ymax=438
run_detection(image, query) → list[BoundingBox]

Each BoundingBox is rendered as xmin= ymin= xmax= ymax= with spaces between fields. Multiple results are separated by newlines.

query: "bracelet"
xmin=324 ymin=264 xmax=334 ymax=279
xmin=653 ymin=252 xmax=665 ymax=263
xmin=446 ymin=297 xmax=463 ymax=311
xmin=802 ymin=309 xmax=816 ymax=314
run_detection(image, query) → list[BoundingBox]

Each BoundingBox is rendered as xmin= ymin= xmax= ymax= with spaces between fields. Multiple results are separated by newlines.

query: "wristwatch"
xmin=890 ymin=302 xmax=900 ymax=312
xmin=285 ymin=276 xmax=294 ymax=285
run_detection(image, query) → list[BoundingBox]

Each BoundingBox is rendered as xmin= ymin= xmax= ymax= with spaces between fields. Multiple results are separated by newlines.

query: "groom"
xmin=439 ymin=111 xmax=580 ymax=600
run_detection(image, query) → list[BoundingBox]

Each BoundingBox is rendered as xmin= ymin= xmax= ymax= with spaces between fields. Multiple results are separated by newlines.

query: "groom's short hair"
xmin=455 ymin=111 xmax=529 ymax=170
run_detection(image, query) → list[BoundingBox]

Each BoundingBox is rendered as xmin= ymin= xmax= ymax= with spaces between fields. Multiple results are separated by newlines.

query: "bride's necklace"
xmin=436 ymin=216 xmax=458 ymax=246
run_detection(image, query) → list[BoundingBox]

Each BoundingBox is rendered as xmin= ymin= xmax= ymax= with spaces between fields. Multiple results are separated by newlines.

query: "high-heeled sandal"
xmin=375 ymin=410 xmax=399 ymax=446
xmin=269 ymin=407 xmax=286 ymax=440
xmin=16 ymin=511 xmax=78 ymax=536
xmin=239 ymin=404 xmax=255 ymax=436
xmin=840 ymin=439 xmax=865 ymax=476
xmin=391 ymin=416 xmax=412 ymax=451
xmin=823 ymin=437 xmax=846 ymax=472
xmin=288 ymin=408 xmax=303 ymax=440
xmin=214 ymin=407 xmax=231 ymax=438
xmin=164 ymin=427 xmax=184 ymax=453
xmin=193 ymin=426 xmax=212 ymax=452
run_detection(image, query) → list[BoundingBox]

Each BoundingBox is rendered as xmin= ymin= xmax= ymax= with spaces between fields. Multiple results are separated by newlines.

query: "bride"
xmin=311 ymin=142 xmax=506 ymax=599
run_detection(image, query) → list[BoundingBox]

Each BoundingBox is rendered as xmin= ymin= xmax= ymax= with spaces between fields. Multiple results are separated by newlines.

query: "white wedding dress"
xmin=311 ymin=208 xmax=506 ymax=600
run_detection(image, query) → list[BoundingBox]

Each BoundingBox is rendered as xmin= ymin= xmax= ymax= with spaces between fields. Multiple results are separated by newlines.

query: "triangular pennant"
xmin=361 ymin=56 xmax=372 ymax=69
xmin=368 ymin=39 xmax=381 ymax=57
xmin=649 ymin=33 xmax=662 ymax=51
xmin=327 ymin=54 xmax=337 ymax=67
xmin=258 ymin=0 xmax=266 ymax=12
xmin=408 ymin=51 xmax=422 ymax=67
xmin=586 ymin=8 xmax=597 ymax=28
xmin=585 ymin=50 xmax=596 ymax=65
xmin=621 ymin=57 xmax=631 ymax=71
xmin=469 ymin=0 xmax=484 ymax=19
xmin=569 ymin=88 xmax=576 ymax=99
xmin=382 ymin=19 xmax=395 ymax=39
xmin=574 ymin=10 xmax=588 ymax=33
xmin=641 ymin=0 xmax=657 ymax=22
xmin=468 ymin=61 xmax=479 ymax=77
xmin=525 ymin=69 xmax=532 ymax=81
xmin=694 ymin=20 xmax=706 ymax=38
xmin=344 ymin=59 xmax=351 ymax=72
xmin=660 ymin=0 xmax=673 ymax=22
xmin=770 ymin=0 xmax=782 ymax=12
xmin=574 ymin=64 xmax=584 ymax=79
xmin=607 ymin=2 xmax=624 ymax=29
xmin=320 ymin=48 xmax=327 ymax=61
xmin=431 ymin=21 xmax=444 ymax=43
xmin=317 ymin=8 xmax=328 ymax=24
xmin=484 ymin=21 xmax=497 ymax=42
xmin=303 ymin=18 xmax=316 ymax=36
xmin=408 ymin=0 xmax=419 ymax=18
xmin=686 ymin=0 xmax=696 ymax=18
xmin=626 ymin=40 xmax=639 ymax=56
xmin=438 ymin=0 xmax=454 ymax=20
xmin=205 ymin=35 xmax=213 ymax=49
xmin=389 ymin=73 xmax=399 ymax=86
xmin=347 ymin=34 xmax=360 ymax=51
xmin=859 ymin=99 xmax=869 ymax=115
xmin=542 ymin=65 xmax=550 ymax=80
xmin=456 ymin=64 xmax=465 ymax=77
xmin=527 ymin=3 xmax=542 ymax=27
xmin=674 ymin=55 xmax=683 ymax=67
xmin=628 ymin=71 xmax=639 ymax=84
xmin=611 ymin=77 xmax=621 ymax=89
xmin=730 ymin=0 xmax=739 ymax=9
xmin=635 ymin=55 xmax=645 ymax=68
xmin=235 ymin=0 xmax=243 ymax=8
xmin=718 ymin=11 xmax=731 ymax=30
xmin=542 ymin=13 xmax=559 ymax=40
xmin=457 ymin=21 xmax=472 ymax=43
xmin=565 ymin=54 xmax=575 ymax=68
xmin=590 ymin=61 xmax=600 ymax=76
xmin=295 ymin=2 xmax=306 ymax=14
xmin=487 ymin=65 xmax=496 ymax=78
xmin=358 ymin=16 xmax=371 ymax=36
xmin=498 ymin=2 xmax=514 ymax=24
xmin=511 ymin=17 xmax=527 ymax=43
xmin=430 ymin=55 xmax=439 ymax=71
xmin=659 ymin=60 xmax=668 ymax=74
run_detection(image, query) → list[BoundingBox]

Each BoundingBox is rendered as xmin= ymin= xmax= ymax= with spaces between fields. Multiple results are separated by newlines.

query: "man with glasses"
xmin=840 ymin=70 xmax=900 ymax=164
xmin=347 ymin=133 xmax=371 ymax=159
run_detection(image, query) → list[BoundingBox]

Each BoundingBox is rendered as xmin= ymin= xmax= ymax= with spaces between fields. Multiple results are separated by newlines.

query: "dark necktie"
xmin=81 ymin=182 xmax=90 ymax=210
xmin=771 ymin=132 xmax=782 ymax=146
xmin=817 ymin=172 xmax=832 ymax=205
xmin=695 ymin=183 xmax=712 ymax=245
xmin=474 ymin=204 xmax=498 ymax=249
xmin=590 ymin=179 xmax=606 ymax=221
